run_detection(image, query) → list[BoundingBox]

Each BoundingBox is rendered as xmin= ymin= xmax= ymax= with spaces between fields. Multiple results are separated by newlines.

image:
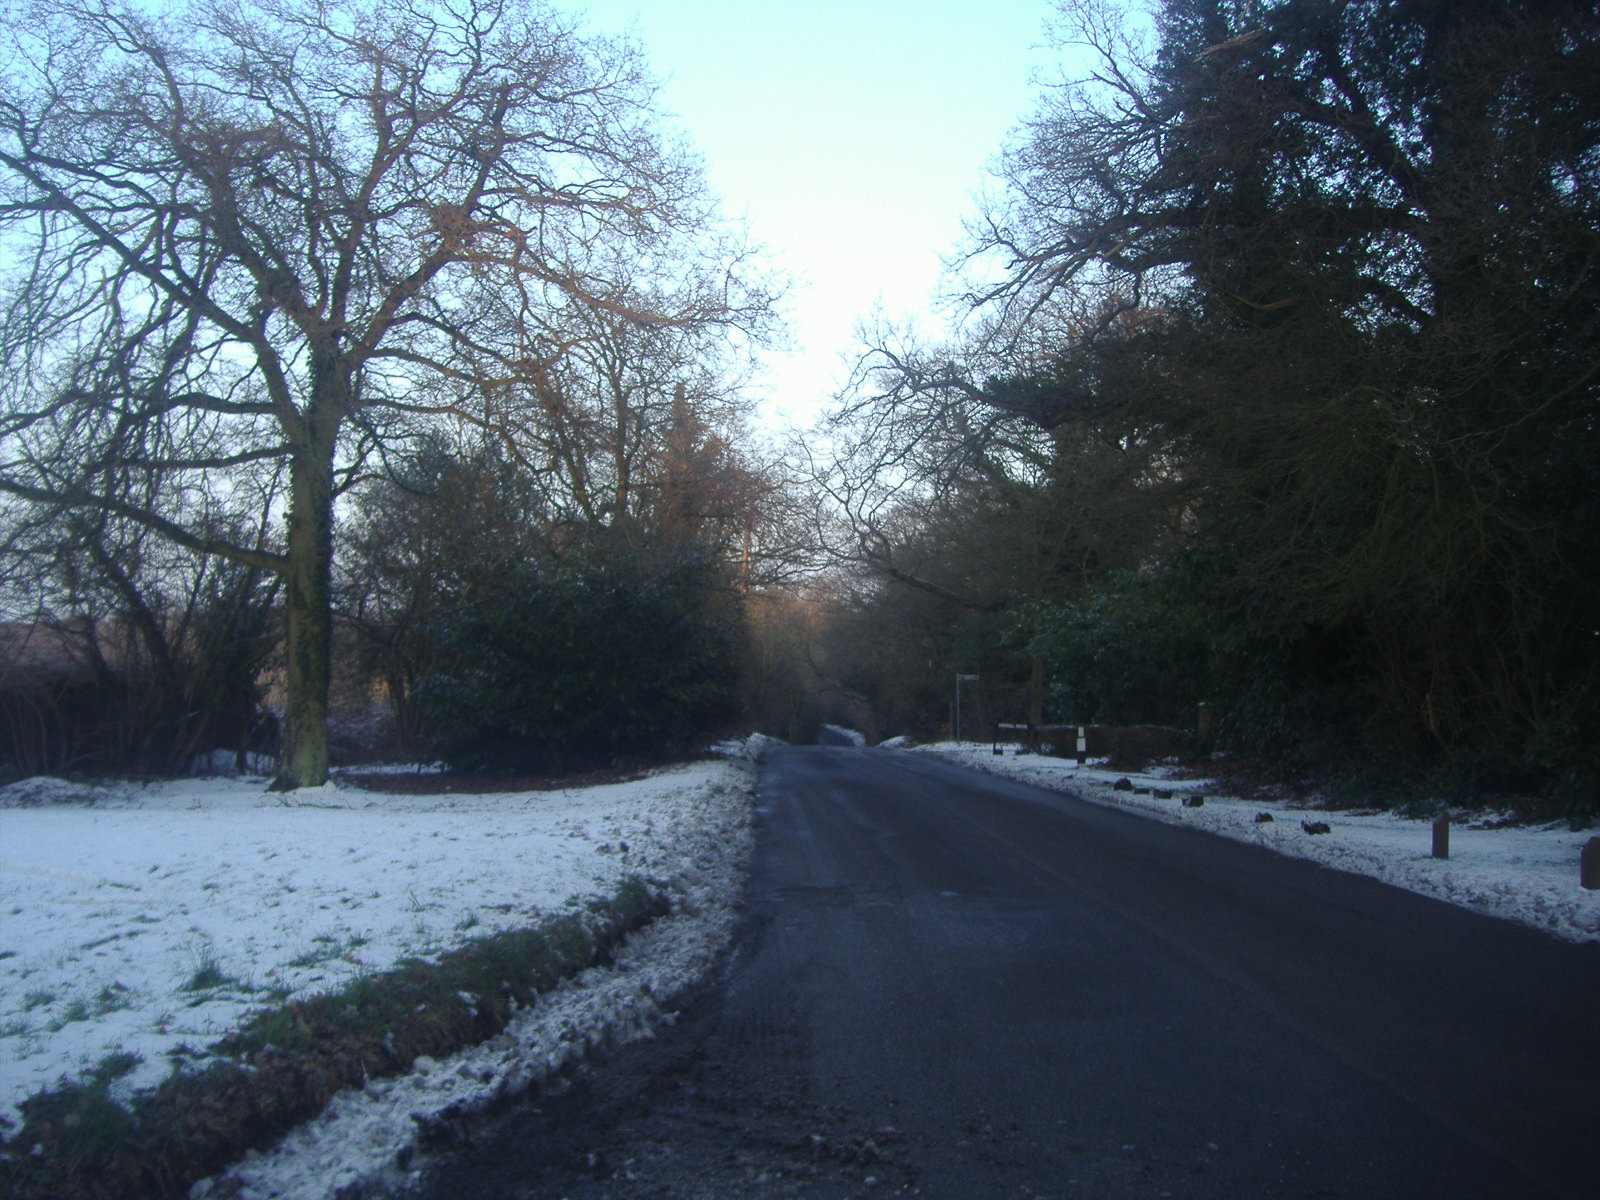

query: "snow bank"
xmin=215 ymin=761 xmax=753 ymax=1200
xmin=910 ymin=742 xmax=1600 ymax=944
xmin=710 ymin=731 xmax=787 ymax=759
xmin=0 ymin=761 xmax=753 ymax=1136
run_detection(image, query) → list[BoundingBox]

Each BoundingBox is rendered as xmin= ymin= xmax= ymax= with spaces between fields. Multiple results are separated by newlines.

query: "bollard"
xmin=1076 ymin=725 xmax=1088 ymax=766
xmin=1432 ymin=812 xmax=1450 ymax=860
xmin=1583 ymin=837 xmax=1600 ymax=891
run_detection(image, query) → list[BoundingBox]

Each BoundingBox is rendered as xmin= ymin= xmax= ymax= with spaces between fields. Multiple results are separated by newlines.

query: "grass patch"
xmin=55 ymin=999 xmax=91 ymax=1027
xmin=42 ymin=984 xmax=136 ymax=1032
xmin=182 ymin=963 xmax=231 ymax=993
xmin=284 ymin=934 xmax=346 ymax=969
xmin=181 ymin=944 xmax=236 ymax=994
xmin=4 ymin=1054 xmax=145 ymax=1184
xmin=0 ymin=877 xmax=670 ymax=1200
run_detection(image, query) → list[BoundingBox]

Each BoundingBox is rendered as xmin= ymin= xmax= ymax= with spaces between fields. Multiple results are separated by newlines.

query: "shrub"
xmin=1027 ymin=576 xmax=1211 ymax=729
xmin=1526 ymin=660 xmax=1600 ymax=825
xmin=414 ymin=551 xmax=740 ymax=774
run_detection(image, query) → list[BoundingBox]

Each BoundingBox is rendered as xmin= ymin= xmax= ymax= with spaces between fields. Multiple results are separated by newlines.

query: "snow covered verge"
xmin=0 ymin=744 xmax=760 ymax=1197
xmin=909 ymin=742 xmax=1600 ymax=944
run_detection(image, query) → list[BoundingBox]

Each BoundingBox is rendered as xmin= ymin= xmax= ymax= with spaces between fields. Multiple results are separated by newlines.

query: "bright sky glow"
xmin=564 ymin=0 xmax=1061 ymax=428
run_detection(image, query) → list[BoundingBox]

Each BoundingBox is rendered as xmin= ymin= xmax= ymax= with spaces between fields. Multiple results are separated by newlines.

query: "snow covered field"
xmin=915 ymin=741 xmax=1600 ymax=944
xmin=0 ymin=755 xmax=756 ymax=1156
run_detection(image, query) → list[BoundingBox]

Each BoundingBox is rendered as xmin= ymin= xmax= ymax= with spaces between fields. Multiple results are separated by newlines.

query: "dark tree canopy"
xmin=825 ymin=0 xmax=1600 ymax=808
xmin=413 ymin=550 xmax=743 ymax=774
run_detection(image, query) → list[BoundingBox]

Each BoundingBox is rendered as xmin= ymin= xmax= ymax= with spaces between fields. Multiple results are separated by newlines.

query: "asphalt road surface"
xmin=412 ymin=745 xmax=1600 ymax=1199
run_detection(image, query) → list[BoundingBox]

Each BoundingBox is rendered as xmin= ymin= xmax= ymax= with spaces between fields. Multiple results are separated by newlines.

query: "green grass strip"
xmin=0 ymin=877 xmax=670 ymax=1200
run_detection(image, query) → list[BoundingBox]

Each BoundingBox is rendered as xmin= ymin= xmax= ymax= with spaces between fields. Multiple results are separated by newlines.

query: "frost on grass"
xmin=0 ymin=759 xmax=753 ymax=1134
xmin=912 ymin=742 xmax=1600 ymax=943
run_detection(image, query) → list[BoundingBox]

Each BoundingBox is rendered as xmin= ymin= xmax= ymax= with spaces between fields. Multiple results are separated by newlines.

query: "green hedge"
xmin=414 ymin=552 xmax=740 ymax=775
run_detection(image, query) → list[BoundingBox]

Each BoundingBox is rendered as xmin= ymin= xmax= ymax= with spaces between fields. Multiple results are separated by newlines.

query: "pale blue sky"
xmin=563 ymin=0 xmax=1062 ymax=426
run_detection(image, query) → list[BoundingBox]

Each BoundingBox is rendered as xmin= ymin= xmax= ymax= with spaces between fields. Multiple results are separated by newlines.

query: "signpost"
xmin=955 ymin=674 xmax=979 ymax=743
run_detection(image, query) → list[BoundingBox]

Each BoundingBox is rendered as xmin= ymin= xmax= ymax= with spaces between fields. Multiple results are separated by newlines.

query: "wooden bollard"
xmin=1583 ymin=837 xmax=1600 ymax=890
xmin=1432 ymin=813 xmax=1450 ymax=860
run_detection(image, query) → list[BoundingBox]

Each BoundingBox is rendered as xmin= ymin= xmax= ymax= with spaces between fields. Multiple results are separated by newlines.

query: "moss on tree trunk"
xmin=275 ymin=442 xmax=336 ymax=790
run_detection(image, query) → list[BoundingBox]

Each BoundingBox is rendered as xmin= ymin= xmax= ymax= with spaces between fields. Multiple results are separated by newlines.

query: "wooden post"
xmin=1432 ymin=813 xmax=1450 ymax=860
xmin=1583 ymin=837 xmax=1600 ymax=890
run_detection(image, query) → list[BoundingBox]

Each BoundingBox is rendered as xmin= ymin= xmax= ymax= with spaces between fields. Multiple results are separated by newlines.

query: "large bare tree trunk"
xmin=275 ymin=443 xmax=335 ymax=790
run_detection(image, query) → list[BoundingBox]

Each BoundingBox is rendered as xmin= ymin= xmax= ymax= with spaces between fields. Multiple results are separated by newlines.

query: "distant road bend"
xmin=416 ymin=744 xmax=1600 ymax=1199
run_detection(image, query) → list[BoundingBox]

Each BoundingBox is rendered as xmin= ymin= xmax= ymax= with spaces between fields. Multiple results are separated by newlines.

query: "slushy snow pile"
xmin=915 ymin=741 xmax=1600 ymax=944
xmin=0 ymin=751 xmax=756 ymax=1197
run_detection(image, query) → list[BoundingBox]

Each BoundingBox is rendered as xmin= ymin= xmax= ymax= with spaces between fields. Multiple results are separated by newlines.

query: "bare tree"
xmin=812 ymin=313 xmax=1191 ymax=614
xmin=0 ymin=486 xmax=281 ymax=776
xmin=0 ymin=0 xmax=775 ymax=786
